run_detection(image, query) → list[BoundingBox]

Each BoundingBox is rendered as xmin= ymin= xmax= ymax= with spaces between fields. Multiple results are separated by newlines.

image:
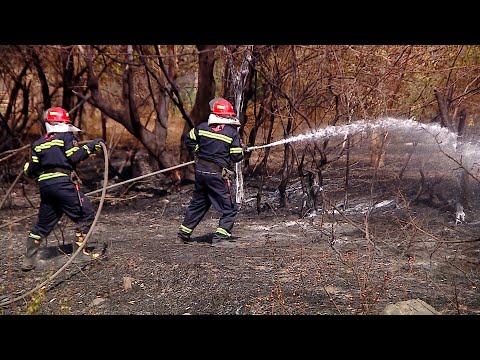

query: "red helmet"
xmin=45 ymin=107 xmax=71 ymax=123
xmin=210 ymin=98 xmax=236 ymax=116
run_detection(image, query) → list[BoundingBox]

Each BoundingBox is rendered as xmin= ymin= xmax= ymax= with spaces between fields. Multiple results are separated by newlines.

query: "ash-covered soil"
xmin=1 ymin=132 xmax=480 ymax=315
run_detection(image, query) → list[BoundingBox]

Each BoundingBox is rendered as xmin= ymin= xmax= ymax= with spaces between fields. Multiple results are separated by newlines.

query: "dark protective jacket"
xmin=184 ymin=122 xmax=244 ymax=171
xmin=24 ymin=132 xmax=95 ymax=188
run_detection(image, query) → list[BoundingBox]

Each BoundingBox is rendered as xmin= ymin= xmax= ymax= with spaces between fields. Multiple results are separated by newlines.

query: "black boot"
xmin=175 ymin=231 xmax=191 ymax=244
xmin=21 ymin=237 xmax=41 ymax=271
xmin=211 ymin=233 xmax=232 ymax=244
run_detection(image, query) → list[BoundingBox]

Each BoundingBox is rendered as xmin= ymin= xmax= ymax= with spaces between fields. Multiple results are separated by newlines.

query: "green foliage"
xmin=25 ymin=288 xmax=46 ymax=315
xmin=57 ymin=297 xmax=72 ymax=315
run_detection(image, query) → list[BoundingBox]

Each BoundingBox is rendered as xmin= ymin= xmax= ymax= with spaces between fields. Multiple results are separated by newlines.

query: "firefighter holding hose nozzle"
xmin=177 ymin=98 xmax=247 ymax=246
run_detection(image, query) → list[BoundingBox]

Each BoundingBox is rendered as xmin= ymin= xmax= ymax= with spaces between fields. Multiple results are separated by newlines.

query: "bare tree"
xmin=179 ymin=45 xmax=218 ymax=182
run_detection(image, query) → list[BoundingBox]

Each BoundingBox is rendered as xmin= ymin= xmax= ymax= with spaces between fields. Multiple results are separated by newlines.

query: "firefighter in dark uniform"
xmin=21 ymin=107 xmax=104 ymax=271
xmin=177 ymin=98 xmax=246 ymax=245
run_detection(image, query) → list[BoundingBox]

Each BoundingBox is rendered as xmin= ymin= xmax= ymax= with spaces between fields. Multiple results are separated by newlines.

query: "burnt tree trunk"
xmin=246 ymin=84 xmax=270 ymax=172
xmin=85 ymin=45 xmax=177 ymax=182
xmin=180 ymin=45 xmax=217 ymax=183
xmin=61 ymin=46 xmax=75 ymax=115
xmin=434 ymin=88 xmax=456 ymax=132
xmin=278 ymin=143 xmax=293 ymax=208
xmin=370 ymin=129 xmax=386 ymax=169
xmin=434 ymin=88 xmax=470 ymax=222
xmin=255 ymin=95 xmax=275 ymax=213
xmin=456 ymin=109 xmax=470 ymax=212
xmin=30 ymin=49 xmax=51 ymax=111
xmin=0 ymin=63 xmax=29 ymax=152
xmin=223 ymin=45 xmax=256 ymax=203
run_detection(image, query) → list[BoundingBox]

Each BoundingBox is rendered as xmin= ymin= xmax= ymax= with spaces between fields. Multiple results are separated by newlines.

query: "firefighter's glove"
xmin=22 ymin=162 xmax=39 ymax=181
xmin=240 ymin=139 xmax=249 ymax=153
xmin=23 ymin=162 xmax=29 ymax=176
xmin=87 ymin=138 xmax=105 ymax=153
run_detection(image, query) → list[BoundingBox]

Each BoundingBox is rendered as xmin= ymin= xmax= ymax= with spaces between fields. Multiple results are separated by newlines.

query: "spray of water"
xmin=247 ymin=117 xmax=459 ymax=152
xmin=243 ymin=115 xmax=480 ymax=222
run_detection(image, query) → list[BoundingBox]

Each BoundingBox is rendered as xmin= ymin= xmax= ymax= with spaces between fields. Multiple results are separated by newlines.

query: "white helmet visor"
xmin=45 ymin=122 xmax=82 ymax=134
xmin=207 ymin=113 xmax=241 ymax=126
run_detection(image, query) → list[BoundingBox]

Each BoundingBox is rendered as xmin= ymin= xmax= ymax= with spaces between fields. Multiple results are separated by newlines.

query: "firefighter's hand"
xmin=22 ymin=162 xmax=38 ymax=181
xmin=88 ymin=138 xmax=105 ymax=153
xmin=23 ymin=162 xmax=30 ymax=177
xmin=240 ymin=139 xmax=249 ymax=153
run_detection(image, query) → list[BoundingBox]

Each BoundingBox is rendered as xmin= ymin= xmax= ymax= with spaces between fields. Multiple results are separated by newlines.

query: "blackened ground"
xmin=1 ymin=139 xmax=480 ymax=315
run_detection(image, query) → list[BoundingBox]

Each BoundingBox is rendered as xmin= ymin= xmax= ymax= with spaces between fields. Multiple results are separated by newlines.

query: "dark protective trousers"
xmin=181 ymin=169 xmax=238 ymax=234
xmin=30 ymin=181 xmax=95 ymax=239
